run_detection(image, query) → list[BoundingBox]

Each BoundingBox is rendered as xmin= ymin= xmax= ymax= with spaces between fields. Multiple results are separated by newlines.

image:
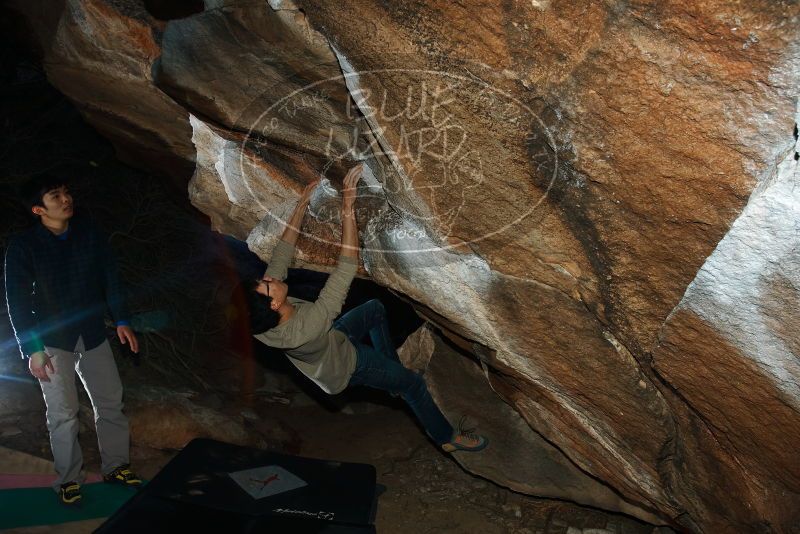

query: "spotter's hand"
xmin=29 ymin=351 xmax=54 ymax=382
xmin=117 ymin=325 xmax=139 ymax=354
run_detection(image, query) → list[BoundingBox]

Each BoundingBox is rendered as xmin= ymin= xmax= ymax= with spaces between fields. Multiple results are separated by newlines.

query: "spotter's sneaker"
xmin=59 ymin=481 xmax=82 ymax=506
xmin=103 ymin=464 xmax=142 ymax=487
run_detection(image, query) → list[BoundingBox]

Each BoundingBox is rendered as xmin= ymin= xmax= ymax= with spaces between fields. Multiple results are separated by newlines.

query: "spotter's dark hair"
xmin=21 ymin=174 xmax=70 ymax=215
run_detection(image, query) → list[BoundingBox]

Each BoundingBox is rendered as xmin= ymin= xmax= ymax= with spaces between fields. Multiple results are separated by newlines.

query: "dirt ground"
xmin=0 ymin=352 xmax=671 ymax=534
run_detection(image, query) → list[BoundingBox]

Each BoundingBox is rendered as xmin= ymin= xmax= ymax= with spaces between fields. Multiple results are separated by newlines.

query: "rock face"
xmin=652 ymin=152 xmax=800 ymax=530
xmin=411 ymin=326 xmax=664 ymax=524
xmin=8 ymin=0 xmax=195 ymax=179
xmin=126 ymin=386 xmax=262 ymax=450
xmin=9 ymin=0 xmax=800 ymax=531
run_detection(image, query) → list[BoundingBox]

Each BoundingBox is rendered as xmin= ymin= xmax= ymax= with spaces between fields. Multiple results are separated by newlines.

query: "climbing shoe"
xmin=59 ymin=481 xmax=82 ymax=506
xmin=442 ymin=418 xmax=488 ymax=453
xmin=103 ymin=464 xmax=142 ymax=487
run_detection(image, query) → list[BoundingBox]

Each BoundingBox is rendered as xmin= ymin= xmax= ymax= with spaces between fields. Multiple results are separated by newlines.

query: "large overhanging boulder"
xmin=7 ymin=0 xmax=196 ymax=179
xmin=9 ymin=0 xmax=800 ymax=531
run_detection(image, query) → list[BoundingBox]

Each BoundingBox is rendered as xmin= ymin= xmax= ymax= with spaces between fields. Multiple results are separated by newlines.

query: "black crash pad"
xmin=96 ymin=438 xmax=377 ymax=533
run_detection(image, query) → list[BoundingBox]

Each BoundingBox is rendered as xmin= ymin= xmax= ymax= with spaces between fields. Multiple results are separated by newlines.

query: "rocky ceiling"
xmin=8 ymin=0 xmax=800 ymax=531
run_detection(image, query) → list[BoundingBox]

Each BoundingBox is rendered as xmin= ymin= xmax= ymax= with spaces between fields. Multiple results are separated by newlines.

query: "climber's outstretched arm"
xmin=340 ymin=164 xmax=362 ymax=261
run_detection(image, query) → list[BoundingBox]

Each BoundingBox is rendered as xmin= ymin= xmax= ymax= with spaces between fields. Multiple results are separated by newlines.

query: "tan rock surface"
xmin=652 ymin=152 xmax=800 ymax=530
xmin=422 ymin=329 xmax=664 ymax=524
xmin=154 ymin=1 xmax=357 ymax=158
xmin=127 ymin=386 xmax=261 ymax=450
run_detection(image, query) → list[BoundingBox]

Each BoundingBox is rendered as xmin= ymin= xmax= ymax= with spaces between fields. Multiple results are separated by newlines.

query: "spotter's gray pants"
xmin=40 ymin=338 xmax=129 ymax=491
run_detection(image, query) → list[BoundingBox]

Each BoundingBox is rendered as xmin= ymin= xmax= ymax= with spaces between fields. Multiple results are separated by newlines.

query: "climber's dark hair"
xmin=235 ymin=278 xmax=281 ymax=334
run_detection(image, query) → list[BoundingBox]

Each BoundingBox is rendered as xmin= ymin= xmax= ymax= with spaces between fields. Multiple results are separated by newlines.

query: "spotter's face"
xmin=35 ymin=186 xmax=73 ymax=222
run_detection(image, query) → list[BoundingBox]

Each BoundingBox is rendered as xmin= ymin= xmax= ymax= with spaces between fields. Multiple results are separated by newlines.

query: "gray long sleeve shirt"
xmin=254 ymin=240 xmax=358 ymax=394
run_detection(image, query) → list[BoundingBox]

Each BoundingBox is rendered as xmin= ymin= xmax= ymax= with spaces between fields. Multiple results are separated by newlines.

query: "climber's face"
xmin=256 ymin=276 xmax=288 ymax=310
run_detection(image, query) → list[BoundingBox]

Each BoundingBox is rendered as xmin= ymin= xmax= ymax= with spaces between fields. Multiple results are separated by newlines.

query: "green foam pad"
xmin=0 ymin=481 xmax=144 ymax=529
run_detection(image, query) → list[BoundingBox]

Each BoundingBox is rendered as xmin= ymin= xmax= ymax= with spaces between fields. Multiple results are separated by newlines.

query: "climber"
xmin=240 ymin=164 xmax=488 ymax=453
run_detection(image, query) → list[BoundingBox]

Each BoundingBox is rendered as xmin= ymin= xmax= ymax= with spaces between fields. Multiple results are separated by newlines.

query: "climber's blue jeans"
xmin=334 ymin=299 xmax=454 ymax=445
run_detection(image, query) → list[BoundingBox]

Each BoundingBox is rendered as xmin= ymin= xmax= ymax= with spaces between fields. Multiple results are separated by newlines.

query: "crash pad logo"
xmin=228 ymin=465 xmax=307 ymax=499
xmin=238 ymin=64 xmax=558 ymax=255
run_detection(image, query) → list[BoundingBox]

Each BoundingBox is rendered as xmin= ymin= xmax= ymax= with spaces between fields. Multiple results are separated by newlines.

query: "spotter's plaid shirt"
xmin=4 ymin=213 xmax=130 ymax=358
